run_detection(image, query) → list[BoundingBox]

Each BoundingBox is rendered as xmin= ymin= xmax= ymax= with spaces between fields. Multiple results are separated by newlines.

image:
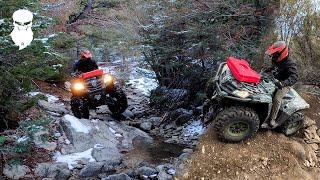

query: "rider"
xmin=72 ymin=50 xmax=98 ymax=73
xmin=265 ymin=41 xmax=298 ymax=127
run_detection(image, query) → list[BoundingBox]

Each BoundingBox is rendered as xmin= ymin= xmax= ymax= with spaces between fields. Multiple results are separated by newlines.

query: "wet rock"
xmin=140 ymin=122 xmax=152 ymax=131
xmin=38 ymin=100 xmax=69 ymax=114
xmin=102 ymin=173 xmax=132 ymax=180
xmin=3 ymin=164 xmax=30 ymax=180
xmin=79 ymin=162 xmax=104 ymax=177
xmin=35 ymin=163 xmax=70 ymax=180
xmin=135 ymin=166 xmax=158 ymax=178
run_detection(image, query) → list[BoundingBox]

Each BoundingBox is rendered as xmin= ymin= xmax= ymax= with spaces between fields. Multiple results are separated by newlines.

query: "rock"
xmin=303 ymin=117 xmax=317 ymax=128
xmin=179 ymin=153 xmax=191 ymax=161
xmin=3 ymin=164 xmax=30 ymax=180
xmin=150 ymin=87 xmax=190 ymax=109
xmin=96 ymin=105 xmax=111 ymax=114
xmin=135 ymin=166 xmax=158 ymax=178
xmin=167 ymin=168 xmax=176 ymax=175
xmin=35 ymin=163 xmax=70 ymax=180
xmin=150 ymin=117 xmax=162 ymax=126
xmin=123 ymin=109 xmax=135 ymax=119
xmin=304 ymin=125 xmax=320 ymax=144
xmin=140 ymin=122 xmax=152 ymax=131
xmin=182 ymin=148 xmax=193 ymax=154
xmin=175 ymin=114 xmax=192 ymax=126
xmin=79 ymin=162 xmax=104 ymax=177
xmin=103 ymin=173 xmax=132 ymax=180
xmin=59 ymin=116 xmax=152 ymax=169
xmin=38 ymin=100 xmax=69 ymax=114
xmin=33 ymin=130 xmax=57 ymax=151
xmin=92 ymin=147 xmax=122 ymax=163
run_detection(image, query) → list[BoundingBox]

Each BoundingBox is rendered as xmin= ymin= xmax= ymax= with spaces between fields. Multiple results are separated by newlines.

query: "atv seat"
xmin=80 ymin=69 xmax=104 ymax=79
xmin=227 ymin=57 xmax=261 ymax=84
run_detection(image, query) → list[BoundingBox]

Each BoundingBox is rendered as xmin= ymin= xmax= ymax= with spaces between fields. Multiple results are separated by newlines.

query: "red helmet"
xmin=265 ymin=41 xmax=288 ymax=62
xmin=80 ymin=50 xmax=92 ymax=59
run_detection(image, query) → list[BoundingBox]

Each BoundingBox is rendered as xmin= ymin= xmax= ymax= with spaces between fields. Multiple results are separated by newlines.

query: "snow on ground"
xmin=17 ymin=136 xmax=29 ymax=143
xmin=28 ymin=92 xmax=60 ymax=103
xmin=182 ymin=120 xmax=205 ymax=137
xmin=54 ymin=148 xmax=95 ymax=169
xmin=63 ymin=115 xmax=92 ymax=134
xmin=98 ymin=56 xmax=159 ymax=96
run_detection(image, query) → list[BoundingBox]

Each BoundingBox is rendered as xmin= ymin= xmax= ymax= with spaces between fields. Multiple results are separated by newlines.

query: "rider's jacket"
xmin=72 ymin=58 xmax=98 ymax=73
xmin=273 ymin=57 xmax=298 ymax=87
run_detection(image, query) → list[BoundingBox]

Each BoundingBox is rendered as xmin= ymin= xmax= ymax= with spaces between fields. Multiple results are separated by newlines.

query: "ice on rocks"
xmin=63 ymin=115 xmax=91 ymax=133
xmin=54 ymin=148 xmax=96 ymax=169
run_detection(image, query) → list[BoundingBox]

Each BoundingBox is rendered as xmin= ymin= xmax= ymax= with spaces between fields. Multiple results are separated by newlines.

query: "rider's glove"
xmin=275 ymin=80 xmax=283 ymax=89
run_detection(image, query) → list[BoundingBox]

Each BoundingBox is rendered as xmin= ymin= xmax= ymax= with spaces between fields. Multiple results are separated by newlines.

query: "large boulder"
xmin=38 ymin=100 xmax=69 ymax=115
xmin=57 ymin=115 xmax=152 ymax=170
xmin=3 ymin=164 xmax=30 ymax=180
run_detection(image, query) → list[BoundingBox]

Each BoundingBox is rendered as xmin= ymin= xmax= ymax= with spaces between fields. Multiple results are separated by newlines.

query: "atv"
xmin=70 ymin=69 xmax=128 ymax=119
xmin=203 ymin=57 xmax=310 ymax=143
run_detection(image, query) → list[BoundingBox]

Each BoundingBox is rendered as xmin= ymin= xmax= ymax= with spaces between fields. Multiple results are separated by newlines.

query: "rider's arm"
xmin=281 ymin=61 xmax=298 ymax=87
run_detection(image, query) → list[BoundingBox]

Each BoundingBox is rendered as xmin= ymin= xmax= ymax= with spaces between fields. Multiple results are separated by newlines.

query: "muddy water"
xmin=122 ymin=137 xmax=186 ymax=169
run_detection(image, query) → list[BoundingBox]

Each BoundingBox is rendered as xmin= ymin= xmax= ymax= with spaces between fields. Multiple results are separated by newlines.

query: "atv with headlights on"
xmin=70 ymin=69 xmax=127 ymax=119
xmin=203 ymin=57 xmax=309 ymax=143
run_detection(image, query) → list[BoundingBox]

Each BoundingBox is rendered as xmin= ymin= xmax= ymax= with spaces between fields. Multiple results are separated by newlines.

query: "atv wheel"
xmin=107 ymin=85 xmax=128 ymax=115
xmin=214 ymin=107 xmax=260 ymax=142
xmin=279 ymin=112 xmax=304 ymax=136
xmin=71 ymin=98 xmax=89 ymax=119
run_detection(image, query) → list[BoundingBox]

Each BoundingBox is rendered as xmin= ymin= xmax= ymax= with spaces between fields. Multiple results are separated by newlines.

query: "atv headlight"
xmin=103 ymin=74 xmax=114 ymax=84
xmin=73 ymin=82 xmax=85 ymax=91
xmin=233 ymin=90 xmax=250 ymax=99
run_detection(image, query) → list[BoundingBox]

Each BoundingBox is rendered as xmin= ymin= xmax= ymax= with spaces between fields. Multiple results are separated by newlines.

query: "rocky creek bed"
xmin=1 ymin=59 xmax=320 ymax=179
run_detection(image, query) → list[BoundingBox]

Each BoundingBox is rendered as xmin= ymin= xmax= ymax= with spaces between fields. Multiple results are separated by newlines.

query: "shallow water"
xmin=122 ymin=137 xmax=186 ymax=169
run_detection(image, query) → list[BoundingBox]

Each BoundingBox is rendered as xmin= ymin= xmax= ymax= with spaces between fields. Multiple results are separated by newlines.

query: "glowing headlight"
xmin=103 ymin=74 xmax=114 ymax=84
xmin=233 ymin=90 xmax=250 ymax=99
xmin=73 ymin=82 xmax=85 ymax=91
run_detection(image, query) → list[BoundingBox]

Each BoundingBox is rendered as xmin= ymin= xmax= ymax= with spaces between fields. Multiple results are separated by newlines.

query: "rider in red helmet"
xmin=265 ymin=41 xmax=298 ymax=127
xmin=72 ymin=50 xmax=98 ymax=73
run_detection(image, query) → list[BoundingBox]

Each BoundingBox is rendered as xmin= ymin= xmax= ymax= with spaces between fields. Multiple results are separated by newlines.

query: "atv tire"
xmin=214 ymin=107 xmax=260 ymax=143
xmin=71 ymin=98 xmax=89 ymax=119
xmin=107 ymin=85 xmax=128 ymax=115
xmin=279 ymin=111 xmax=304 ymax=136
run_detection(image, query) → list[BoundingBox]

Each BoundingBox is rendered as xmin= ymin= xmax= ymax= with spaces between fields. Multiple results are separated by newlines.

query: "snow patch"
xmin=63 ymin=115 xmax=92 ymax=134
xmin=28 ymin=92 xmax=60 ymax=103
xmin=17 ymin=136 xmax=29 ymax=143
xmin=182 ymin=120 xmax=205 ymax=137
xmin=54 ymin=148 xmax=95 ymax=169
xmin=128 ymin=77 xmax=158 ymax=96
